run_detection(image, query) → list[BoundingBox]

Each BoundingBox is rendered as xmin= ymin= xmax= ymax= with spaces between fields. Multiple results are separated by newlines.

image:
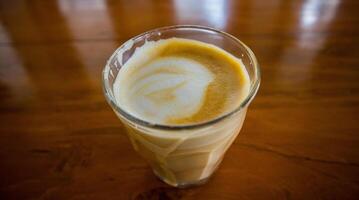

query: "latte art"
xmin=114 ymin=38 xmax=250 ymax=125
xmin=126 ymin=57 xmax=214 ymax=123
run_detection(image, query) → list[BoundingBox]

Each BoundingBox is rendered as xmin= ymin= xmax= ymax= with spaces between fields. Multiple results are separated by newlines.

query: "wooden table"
xmin=1 ymin=0 xmax=358 ymax=199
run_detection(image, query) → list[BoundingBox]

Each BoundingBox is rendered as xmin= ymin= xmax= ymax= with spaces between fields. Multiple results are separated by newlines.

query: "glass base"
xmin=153 ymin=169 xmax=211 ymax=188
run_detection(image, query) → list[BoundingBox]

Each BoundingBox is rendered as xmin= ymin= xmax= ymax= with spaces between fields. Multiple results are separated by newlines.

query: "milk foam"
xmin=114 ymin=38 xmax=250 ymax=125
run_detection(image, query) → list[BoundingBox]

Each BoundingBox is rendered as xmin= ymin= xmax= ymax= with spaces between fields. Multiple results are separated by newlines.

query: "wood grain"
xmin=0 ymin=0 xmax=359 ymax=199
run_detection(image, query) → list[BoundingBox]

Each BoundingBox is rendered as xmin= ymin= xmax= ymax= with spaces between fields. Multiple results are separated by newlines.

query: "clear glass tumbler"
xmin=102 ymin=25 xmax=260 ymax=187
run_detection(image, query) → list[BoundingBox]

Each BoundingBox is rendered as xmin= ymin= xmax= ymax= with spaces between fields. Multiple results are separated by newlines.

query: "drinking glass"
xmin=102 ymin=25 xmax=260 ymax=187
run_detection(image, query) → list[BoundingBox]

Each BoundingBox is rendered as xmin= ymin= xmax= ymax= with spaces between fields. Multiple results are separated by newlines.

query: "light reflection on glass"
xmin=174 ymin=0 xmax=228 ymax=29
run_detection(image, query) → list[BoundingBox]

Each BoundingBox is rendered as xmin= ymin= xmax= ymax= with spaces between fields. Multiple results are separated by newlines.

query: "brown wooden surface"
xmin=1 ymin=0 xmax=359 ymax=199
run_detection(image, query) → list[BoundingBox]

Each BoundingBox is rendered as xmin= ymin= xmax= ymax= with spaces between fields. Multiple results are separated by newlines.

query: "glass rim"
xmin=102 ymin=25 xmax=261 ymax=131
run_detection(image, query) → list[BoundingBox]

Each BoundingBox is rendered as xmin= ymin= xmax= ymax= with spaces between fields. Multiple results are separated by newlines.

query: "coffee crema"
xmin=114 ymin=38 xmax=250 ymax=125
